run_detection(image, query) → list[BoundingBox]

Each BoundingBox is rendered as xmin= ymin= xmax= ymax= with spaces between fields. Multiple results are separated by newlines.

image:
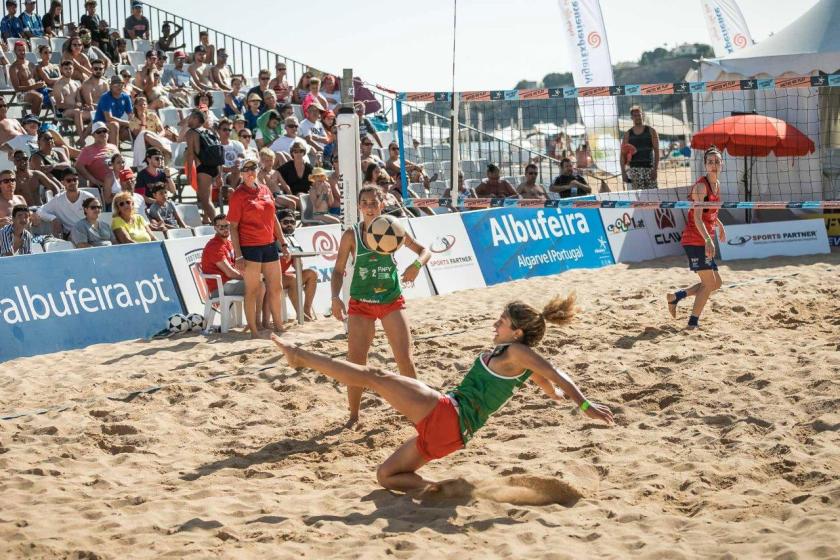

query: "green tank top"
xmin=449 ymin=346 xmax=532 ymax=443
xmin=349 ymin=223 xmax=402 ymax=304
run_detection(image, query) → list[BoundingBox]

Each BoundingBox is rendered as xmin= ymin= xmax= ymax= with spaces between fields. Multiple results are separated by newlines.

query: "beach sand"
xmin=1 ymin=253 xmax=838 ymax=559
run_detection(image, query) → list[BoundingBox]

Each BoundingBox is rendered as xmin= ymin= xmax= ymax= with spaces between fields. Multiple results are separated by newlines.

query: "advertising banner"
xmin=407 ymin=213 xmax=486 ymax=294
xmin=700 ymin=0 xmax=754 ymax=57
xmin=600 ymin=208 xmax=656 ymax=262
xmin=0 ymin=243 xmax=183 ymax=362
xmin=719 ymin=219 xmax=830 ymax=260
xmin=163 ymin=234 xmax=213 ymax=318
xmin=649 ymin=207 xmax=689 ymax=259
xmin=460 ymin=207 xmax=613 ymax=285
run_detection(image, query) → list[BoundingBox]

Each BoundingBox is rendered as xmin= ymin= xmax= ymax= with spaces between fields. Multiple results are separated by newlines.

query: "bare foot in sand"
xmin=666 ymin=293 xmax=678 ymax=318
xmin=270 ymin=335 xmax=303 ymax=368
xmin=344 ymin=415 xmax=363 ymax=431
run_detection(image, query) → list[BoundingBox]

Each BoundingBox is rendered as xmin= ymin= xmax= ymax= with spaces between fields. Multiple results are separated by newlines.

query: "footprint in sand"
xmin=422 ymin=475 xmax=584 ymax=507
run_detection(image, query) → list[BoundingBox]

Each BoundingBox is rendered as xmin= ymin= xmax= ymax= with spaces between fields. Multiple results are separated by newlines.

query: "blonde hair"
xmin=506 ymin=293 xmax=577 ymax=347
xmin=112 ymin=191 xmax=135 ymax=213
xmin=259 ymin=147 xmax=275 ymax=160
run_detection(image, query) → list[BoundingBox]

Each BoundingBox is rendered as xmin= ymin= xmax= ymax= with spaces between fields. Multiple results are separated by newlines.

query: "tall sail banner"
xmin=700 ymin=0 xmax=754 ymax=56
xmin=558 ymin=0 xmax=620 ymax=175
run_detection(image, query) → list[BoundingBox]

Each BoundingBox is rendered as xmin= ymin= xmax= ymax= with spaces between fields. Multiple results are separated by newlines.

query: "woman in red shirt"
xmin=667 ymin=146 xmax=727 ymax=328
xmin=228 ymin=158 xmax=291 ymax=337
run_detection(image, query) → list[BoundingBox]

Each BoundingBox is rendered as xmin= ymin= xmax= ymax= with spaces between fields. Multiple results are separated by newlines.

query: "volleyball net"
xmin=394 ymin=75 xmax=840 ymax=207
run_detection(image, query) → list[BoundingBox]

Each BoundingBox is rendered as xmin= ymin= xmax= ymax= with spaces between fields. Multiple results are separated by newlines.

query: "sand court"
xmin=1 ymin=253 xmax=839 ymax=559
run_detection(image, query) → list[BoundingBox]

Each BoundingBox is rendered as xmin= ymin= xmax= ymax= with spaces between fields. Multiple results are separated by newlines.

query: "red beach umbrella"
xmin=691 ymin=113 xmax=815 ymax=157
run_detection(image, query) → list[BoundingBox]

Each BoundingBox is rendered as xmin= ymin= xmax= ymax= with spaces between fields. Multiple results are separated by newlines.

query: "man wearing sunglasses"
xmin=188 ymin=44 xmax=213 ymax=93
xmin=0 ymin=169 xmax=27 ymax=226
xmin=76 ymin=121 xmax=118 ymax=192
xmin=276 ymin=208 xmax=318 ymax=321
xmin=36 ymin=167 xmax=95 ymax=237
xmin=516 ymin=163 xmax=549 ymax=200
xmin=200 ymin=213 xmax=246 ymax=299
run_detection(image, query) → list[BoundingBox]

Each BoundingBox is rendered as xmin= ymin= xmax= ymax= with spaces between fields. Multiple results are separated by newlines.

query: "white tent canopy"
xmin=618 ymin=112 xmax=691 ymax=138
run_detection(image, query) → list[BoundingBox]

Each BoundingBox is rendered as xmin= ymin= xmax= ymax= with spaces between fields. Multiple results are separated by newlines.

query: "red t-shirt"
xmin=201 ymin=235 xmax=235 ymax=293
xmin=681 ymin=176 xmax=721 ymax=247
xmin=227 ymin=183 xmax=277 ymax=246
xmin=76 ymin=143 xmax=119 ymax=183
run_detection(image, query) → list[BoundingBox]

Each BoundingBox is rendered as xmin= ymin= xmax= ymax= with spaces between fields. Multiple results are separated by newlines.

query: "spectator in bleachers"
xmin=243 ymin=93 xmax=262 ymax=132
xmin=41 ymin=1 xmax=61 ymax=37
xmin=53 ymin=60 xmax=88 ymax=140
xmin=237 ymin=125 xmax=258 ymax=161
xmin=133 ymin=49 xmax=156 ymax=91
xmin=210 ymin=48 xmax=232 ymax=92
xmin=9 ymin=40 xmax=49 ymax=116
xmin=79 ymin=0 xmax=99 ymax=34
xmin=117 ymin=168 xmax=148 ymax=214
xmin=321 ymin=109 xmax=336 ymax=164
xmin=246 ymin=68 xmax=272 ymax=109
xmin=276 ymin=208 xmax=318 ymax=319
xmin=29 ymin=130 xmax=71 ymax=181
xmin=197 ymin=30 xmax=215 ymax=64
xmin=354 ymin=101 xmax=383 ymax=148
xmin=223 ymin=75 xmax=245 ymax=117
xmin=94 ymin=20 xmax=114 ymax=57
xmin=201 ymin=213 xmax=246 ymax=298
xmin=0 ymin=169 xmax=27 ymax=224
xmin=227 ymin=157 xmax=289 ymax=336
xmin=299 ymin=102 xmax=328 ymax=155
xmin=269 ymin=62 xmax=289 ymax=103
xmin=362 ymin=164 xmax=406 ymax=218
xmin=123 ymin=1 xmax=149 ymax=40
xmin=517 ymin=163 xmax=548 ymax=200
xmin=269 ymin=117 xmax=302 ymax=159
xmin=550 ymin=157 xmax=592 ymax=198
xmin=279 ymin=140 xmax=312 ymax=197
xmin=35 ymin=44 xmax=59 ymax=88
xmin=135 ymin=147 xmax=173 ymax=198
xmin=79 ymin=27 xmax=110 ymax=69
xmin=306 ymin=168 xmax=339 ymax=224
xmin=302 ymin=77 xmax=327 ymax=114
xmin=217 ymin=118 xmax=244 ymax=187
xmin=94 ymin=75 xmax=133 ymax=144
xmin=111 ymin=190 xmax=153 ymax=244
xmin=258 ymin=147 xmax=293 ymax=209
xmin=0 ymin=41 xmax=9 ymax=65
xmin=0 ymin=204 xmax=32 ymax=256
xmin=188 ymin=44 xmax=213 ymax=92
xmin=1 ymin=1 xmax=24 ymax=41
xmin=4 ymin=113 xmax=38 ymax=157
xmin=475 ymin=163 xmax=517 ymax=198
xmin=119 ymin=67 xmax=142 ymax=98
xmin=12 ymin=150 xmax=59 ymax=205
xmin=75 ymin=58 xmax=107 ymax=142
xmin=143 ymin=69 xmax=171 ymax=110
xmin=255 ymin=97 xmax=283 ymax=148
xmin=291 ymin=71 xmax=312 ymax=105
xmin=155 ymin=20 xmax=184 ymax=53
xmin=146 ymin=183 xmax=185 ymax=231
xmin=114 ymin=37 xmax=130 ymax=65
xmin=321 ymin=74 xmax=340 ymax=109
xmin=359 ymin=136 xmax=384 ymax=168
xmin=384 ymin=141 xmax=428 ymax=185
xmin=62 ymin=35 xmax=93 ymax=81
xmin=129 ymin=95 xmax=172 ymax=163
xmin=21 ymin=0 xmax=43 ymax=38
xmin=0 ymin=97 xmax=27 ymax=164
xmin=161 ymin=49 xmax=191 ymax=107
xmin=36 ymin=167 xmax=96 ymax=236
xmin=71 ymin=196 xmax=111 ymax=247
xmin=77 ymin=121 xmax=118 ymax=189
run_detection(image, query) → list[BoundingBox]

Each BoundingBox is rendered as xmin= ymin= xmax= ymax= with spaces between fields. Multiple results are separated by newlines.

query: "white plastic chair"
xmin=298 ymin=193 xmax=322 ymax=226
xmin=193 ymin=225 xmax=215 ymax=236
xmin=44 ymin=239 xmax=75 ymax=252
xmin=151 ymin=230 xmax=165 ymax=241
xmin=166 ymin=228 xmax=194 ymax=239
xmin=29 ymin=241 xmax=44 ymax=253
xmin=125 ymin=51 xmax=145 ymax=69
xmin=133 ymin=39 xmax=153 ymax=54
xmin=200 ymin=273 xmax=244 ymax=333
xmin=31 ymin=37 xmax=50 ymax=52
xmin=177 ymin=203 xmax=203 ymax=227
xmin=24 ymin=52 xmax=39 ymax=65
xmin=50 ymin=37 xmax=67 ymax=54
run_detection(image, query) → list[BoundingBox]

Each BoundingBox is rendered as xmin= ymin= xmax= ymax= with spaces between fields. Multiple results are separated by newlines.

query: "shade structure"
xmin=690 ymin=114 xmax=815 ymax=157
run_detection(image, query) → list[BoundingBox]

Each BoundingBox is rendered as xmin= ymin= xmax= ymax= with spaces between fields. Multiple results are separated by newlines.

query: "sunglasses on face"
xmin=215 ymin=224 xmax=230 ymax=229
xmin=239 ymin=134 xmax=252 ymax=139
xmin=220 ymin=128 xmax=231 ymax=132
xmin=88 ymin=205 xmax=102 ymax=210
xmin=0 ymin=178 xmax=16 ymax=184
xmin=286 ymin=124 xmax=298 ymax=128
xmin=526 ymin=172 xmax=537 ymax=175
xmin=118 ymin=200 xmax=133 ymax=207
xmin=94 ymin=129 xmax=108 ymax=135
xmin=260 ymin=77 xmax=269 ymax=81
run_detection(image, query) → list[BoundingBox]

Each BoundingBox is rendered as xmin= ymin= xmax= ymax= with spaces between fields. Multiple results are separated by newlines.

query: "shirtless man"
xmin=9 ymin=40 xmax=48 ymax=116
xmin=13 ymin=150 xmax=60 ymax=206
xmin=209 ymin=48 xmax=232 ymax=92
xmin=0 ymin=98 xmax=26 ymax=169
xmin=53 ymin=60 xmax=91 ymax=141
xmin=0 ymin=170 xmax=28 ymax=227
xmin=198 ymin=30 xmax=215 ymax=65
xmin=188 ymin=45 xmax=213 ymax=93
xmin=78 ymin=59 xmax=108 ymax=145
xmin=517 ymin=163 xmax=549 ymax=200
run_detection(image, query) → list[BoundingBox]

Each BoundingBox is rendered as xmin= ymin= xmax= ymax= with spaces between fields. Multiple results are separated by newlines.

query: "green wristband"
xmin=412 ymin=260 xmax=422 ymax=270
xmin=579 ymin=400 xmax=591 ymax=412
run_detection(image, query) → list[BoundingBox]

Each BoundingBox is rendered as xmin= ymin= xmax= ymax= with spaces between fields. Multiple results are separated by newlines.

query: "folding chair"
xmin=200 ymin=273 xmax=244 ymax=333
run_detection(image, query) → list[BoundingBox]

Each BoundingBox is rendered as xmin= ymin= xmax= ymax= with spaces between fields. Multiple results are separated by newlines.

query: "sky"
xmin=153 ymin=0 xmax=818 ymax=91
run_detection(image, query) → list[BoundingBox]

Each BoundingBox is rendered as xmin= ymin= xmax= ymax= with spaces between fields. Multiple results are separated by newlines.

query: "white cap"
xmin=91 ymin=121 xmax=108 ymax=133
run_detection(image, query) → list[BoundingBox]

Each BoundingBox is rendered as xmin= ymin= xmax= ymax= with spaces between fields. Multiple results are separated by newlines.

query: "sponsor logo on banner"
xmin=163 ymin=235 xmax=216 ymax=317
xmin=719 ymin=219 xmax=830 ymax=260
xmin=461 ymin=207 xmax=612 ymax=285
xmin=829 ymin=236 xmax=840 ymax=247
xmin=0 ymin=243 xmax=183 ymax=362
xmin=312 ymin=230 xmax=339 ymax=261
xmin=577 ymin=87 xmax=611 ymax=97
xmin=606 ymin=212 xmax=645 ymax=234
xmin=776 ymin=76 xmax=811 ymax=89
xmin=408 ymin=214 xmax=485 ymax=294
xmin=816 ymin=214 xmax=840 ymax=236
xmin=519 ymin=88 xmax=549 ymax=100
xmin=708 ymin=80 xmax=741 ymax=91
xmin=655 ymin=208 xmax=676 ymax=229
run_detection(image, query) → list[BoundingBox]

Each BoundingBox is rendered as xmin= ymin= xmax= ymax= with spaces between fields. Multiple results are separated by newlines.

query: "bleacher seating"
xmin=166 ymin=228 xmax=194 ymax=239
xmin=193 ymin=225 xmax=215 ymax=236
xmin=177 ymin=204 xmax=203 ymax=227
xmin=44 ymin=239 xmax=75 ymax=252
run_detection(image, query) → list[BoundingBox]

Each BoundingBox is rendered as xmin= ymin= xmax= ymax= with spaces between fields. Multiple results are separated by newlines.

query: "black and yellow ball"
xmin=365 ymin=215 xmax=407 ymax=254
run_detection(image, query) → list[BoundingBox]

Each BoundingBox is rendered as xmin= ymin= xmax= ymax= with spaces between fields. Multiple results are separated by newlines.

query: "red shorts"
xmin=415 ymin=395 xmax=464 ymax=461
xmin=347 ymin=295 xmax=406 ymax=321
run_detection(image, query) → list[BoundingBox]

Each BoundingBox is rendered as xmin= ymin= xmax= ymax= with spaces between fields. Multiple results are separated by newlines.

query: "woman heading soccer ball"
xmin=331 ymin=185 xmax=430 ymax=427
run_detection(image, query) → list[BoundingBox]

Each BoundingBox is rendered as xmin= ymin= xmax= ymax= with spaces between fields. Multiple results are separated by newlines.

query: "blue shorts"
xmin=684 ymin=244 xmax=718 ymax=272
xmin=241 ymin=243 xmax=279 ymax=263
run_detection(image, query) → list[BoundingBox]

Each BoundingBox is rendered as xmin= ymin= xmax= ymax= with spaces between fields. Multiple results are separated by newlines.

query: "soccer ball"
xmin=187 ymin=313 xmax=205 ymax=331
xmin=167 ymin=313 xmax=191 ymax=334
xmin=365 ymin=215 xmax=406 ymax=254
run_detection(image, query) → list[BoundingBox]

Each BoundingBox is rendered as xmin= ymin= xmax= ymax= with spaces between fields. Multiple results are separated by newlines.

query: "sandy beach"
xmin=1 ymin=252 xmax=838 ymax=559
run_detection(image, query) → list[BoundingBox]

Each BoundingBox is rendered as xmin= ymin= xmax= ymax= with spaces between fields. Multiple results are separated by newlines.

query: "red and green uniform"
xmin=448 ymin=349 xmax=533 ymax=443
xmin=350 ymin=222 xmax=401 ymax=304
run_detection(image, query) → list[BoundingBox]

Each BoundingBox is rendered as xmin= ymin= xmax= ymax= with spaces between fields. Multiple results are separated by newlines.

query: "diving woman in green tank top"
xmin=271 ymin=293 xmax=613 ymax=493
xmin=330 ymin=185 xmax=431 ymax=428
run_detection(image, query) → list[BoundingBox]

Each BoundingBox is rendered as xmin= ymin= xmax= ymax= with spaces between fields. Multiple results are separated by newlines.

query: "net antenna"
xmin=449 ymin=0 xmax=460 ymax=201
xmin=337 ymin=68 xmax=361 ymax=231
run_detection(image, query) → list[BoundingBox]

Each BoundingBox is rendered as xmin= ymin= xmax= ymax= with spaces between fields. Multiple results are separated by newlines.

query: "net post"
xmin=337 ymin=68 xmax=360 ymax=232
xmin=450 ymin=92 xmax=460 ymax=201
xmin=397 ymin=99 xmax=408 ymax=199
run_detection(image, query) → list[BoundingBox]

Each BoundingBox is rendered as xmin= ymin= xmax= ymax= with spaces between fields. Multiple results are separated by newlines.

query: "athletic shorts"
xmin=684 ymin=244 xmax=718 ymax=272
xmin=347 ymin=295 xmax=405 ymax=321
xmin=196 ymin=163 xmax=220 ymax=178
xmin=415 ymin=395 xmax=464 ymax=461
xmin=241 ymin=243 xmax=279 ymax=263
xmin=626 ymin=166 xmax=657 ymax=190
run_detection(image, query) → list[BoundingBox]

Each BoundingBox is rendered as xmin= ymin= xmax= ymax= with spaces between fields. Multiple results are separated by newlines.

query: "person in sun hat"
xmin=306 ymin=166 xmax=339 ymax=224
xmin=123 ymin=0 xmax=149 ymax=40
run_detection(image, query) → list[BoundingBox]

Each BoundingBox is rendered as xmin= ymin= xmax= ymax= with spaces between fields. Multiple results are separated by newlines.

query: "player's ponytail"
xmin=505 ymin=293 xmax=577 ymax=347
xmin=541 ymin=293 xmax=577 ymax=327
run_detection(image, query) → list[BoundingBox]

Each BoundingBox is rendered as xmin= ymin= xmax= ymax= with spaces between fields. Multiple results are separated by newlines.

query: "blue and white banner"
xmin=460 ymin=207 xmax=613 ymax=285
xmin=719 ymin=219 xmax=830 ymax=261
xmin=700 ymin=0 xmax=754 ymax=56
xmin=0 ymin=243 xmax=183 ymax=362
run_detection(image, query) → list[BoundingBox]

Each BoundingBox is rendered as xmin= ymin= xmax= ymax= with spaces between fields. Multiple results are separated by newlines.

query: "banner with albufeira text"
xmin=557 ymin=0 xmax=620 ymax=175
xmin=700 ymin=0 xmax=754 ymax=57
